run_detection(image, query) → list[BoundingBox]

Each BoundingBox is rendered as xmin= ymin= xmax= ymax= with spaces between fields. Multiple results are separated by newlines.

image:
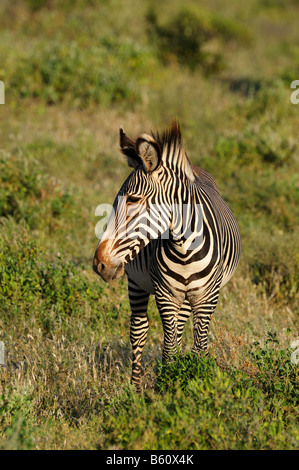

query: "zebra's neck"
xmin=168 ymin=181 xmax=204 ymax=253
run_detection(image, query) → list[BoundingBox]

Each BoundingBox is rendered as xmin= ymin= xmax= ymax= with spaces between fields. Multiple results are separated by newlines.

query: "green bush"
xmin=100 ymin=340 xmax=298 ymax=449
xmin=25 ymin=0 xmax=48 ymax=11
xmin=0 ymin=385 xmax=36 ymax=450
xmin=3 ymin=37 xmax=152 ymax=107
xmin=0 ymin=231 xmax=102 ymax=331
xmin=146 ymin=6 xmax=251 ymax=73
xmin=249 ymin=331 xmax=298 ymax=408
xmin=215 ymin=130 xmax=295 ymax=169
xmin=0 ymin=152 xmax=74 ymax=229
xmin=241 ymin=80 xmax=290 ymax=119
xmin=155 ymin=351 xmax=218 ymax=394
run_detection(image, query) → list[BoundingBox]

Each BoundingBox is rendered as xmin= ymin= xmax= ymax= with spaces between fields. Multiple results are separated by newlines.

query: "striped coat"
xmin=93 ymin=121 xmax=241 ymax=392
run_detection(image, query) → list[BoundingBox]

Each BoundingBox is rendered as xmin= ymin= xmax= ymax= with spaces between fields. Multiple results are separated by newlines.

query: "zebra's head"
xmin=93 ymin=121 xmax=195 ymax=282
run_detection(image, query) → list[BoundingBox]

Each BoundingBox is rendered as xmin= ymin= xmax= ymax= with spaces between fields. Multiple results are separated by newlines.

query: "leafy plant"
xmin=146 ymin=6 xmax=251 ymax=73
xmin=0 ymin=152 xmax=74 ymax=230
xmin=0 ymin=231 xmax=102 ymax=332
xmin=155 ymin=351 xmax=218 ymax=394
xmin=3 ymin=37 xmax=153 ymax=107
xmin=215 ymin=131 xmax=295 ymax=169
xmin=249 ymin=331 xmax=299 ymax=408
xmin=0 ymin=385 xmax=36 ymax=450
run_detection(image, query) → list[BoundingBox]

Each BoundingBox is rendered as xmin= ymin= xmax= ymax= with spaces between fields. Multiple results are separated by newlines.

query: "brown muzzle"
xmin=93 ymin=239 xmax=124 ymax=282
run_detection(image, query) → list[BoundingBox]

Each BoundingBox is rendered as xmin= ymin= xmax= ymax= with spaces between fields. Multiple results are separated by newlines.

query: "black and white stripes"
xmin=93 ymin=121 xmax=241 ymax=392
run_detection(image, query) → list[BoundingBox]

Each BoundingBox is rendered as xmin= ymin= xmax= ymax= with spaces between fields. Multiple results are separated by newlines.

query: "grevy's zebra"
xmin=93 ymin=121 xmax=241 ymax=392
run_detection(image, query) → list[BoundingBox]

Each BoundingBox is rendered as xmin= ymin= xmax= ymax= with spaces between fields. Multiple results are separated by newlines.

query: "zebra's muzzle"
xmin=93 ymin=260 xmax=124 ymax=282
xmin=93 ymin=244 xmax=125 ymax=282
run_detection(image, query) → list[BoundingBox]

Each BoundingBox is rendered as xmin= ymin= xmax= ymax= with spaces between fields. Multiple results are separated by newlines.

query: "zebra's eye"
xmin=127 ymin=195 xmax=140 ymax=204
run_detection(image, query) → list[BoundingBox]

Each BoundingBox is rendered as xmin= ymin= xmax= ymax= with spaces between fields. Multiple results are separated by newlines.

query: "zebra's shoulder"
xmin=191 ymin=165 xmax=219 ymax=192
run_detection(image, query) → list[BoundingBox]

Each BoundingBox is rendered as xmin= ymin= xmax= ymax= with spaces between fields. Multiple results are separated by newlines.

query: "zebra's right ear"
xmin=119 ymin=126 xmax=140 ymax=170
xmin=136 ymin=134 xmax=161 ymax=174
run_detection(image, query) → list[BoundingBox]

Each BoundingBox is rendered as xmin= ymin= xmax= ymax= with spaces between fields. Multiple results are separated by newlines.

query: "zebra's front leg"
xmin=155 ymin=289 xmax=183 ymax=363
xmin=192 ymin=312 xmax=212 ymax=353
xmin=128 ymin=279 xmax=150 ymax=393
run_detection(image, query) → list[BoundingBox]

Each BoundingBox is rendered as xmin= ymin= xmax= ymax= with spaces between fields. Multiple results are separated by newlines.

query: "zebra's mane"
xmin=152 ymin=120 xmax=195 ymax=182
xmin=152 ymin=119 xmax=182 ymax=148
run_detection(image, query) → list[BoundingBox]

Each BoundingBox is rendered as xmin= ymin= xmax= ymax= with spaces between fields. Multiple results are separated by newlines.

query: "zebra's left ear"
xmin=136 ymin=134 xmax=161 ymax=174
xmin=119 ymin=127 xmax=140 ymax=170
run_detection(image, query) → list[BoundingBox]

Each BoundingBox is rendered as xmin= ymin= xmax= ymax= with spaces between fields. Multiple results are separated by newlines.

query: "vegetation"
xmin=0 ymin=0 xmax=298 ymax=450
xmin=146 ymin=6 xmax=251 ymax=73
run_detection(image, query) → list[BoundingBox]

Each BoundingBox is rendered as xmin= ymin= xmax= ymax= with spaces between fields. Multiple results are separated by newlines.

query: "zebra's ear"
xmin=119 ymin=126 xmax=140 ymax=170
xmin=136 ymin=134 xmax=161 ymax=174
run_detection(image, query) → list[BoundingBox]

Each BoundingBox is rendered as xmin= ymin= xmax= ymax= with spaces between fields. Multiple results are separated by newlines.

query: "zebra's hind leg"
xmin=188 ymin=289 xmax=220 ymax=355
xmin=128 ymin=278 xmax=150 ymax=393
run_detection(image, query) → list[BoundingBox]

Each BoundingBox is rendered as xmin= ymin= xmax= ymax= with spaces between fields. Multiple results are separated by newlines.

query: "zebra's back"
xmin=192 ymin=164 xmax=241 ymax=288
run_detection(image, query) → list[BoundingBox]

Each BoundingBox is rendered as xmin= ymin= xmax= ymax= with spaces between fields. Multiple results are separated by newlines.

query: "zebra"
xmin=93 ymin=121 xmax=241 ymax=392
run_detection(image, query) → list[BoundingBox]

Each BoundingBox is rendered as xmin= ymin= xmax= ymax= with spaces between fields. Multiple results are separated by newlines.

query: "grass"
xmin=0 ymin=0 xmax=298 ymax=450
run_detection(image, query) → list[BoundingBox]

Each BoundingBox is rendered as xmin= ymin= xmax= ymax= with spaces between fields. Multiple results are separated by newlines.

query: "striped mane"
xmin=152 ymin=121 xmax=195 ymax=182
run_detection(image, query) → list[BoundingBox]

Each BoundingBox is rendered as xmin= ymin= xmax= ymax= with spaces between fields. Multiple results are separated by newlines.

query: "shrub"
xmin=25 ymin=0 xmax=48 ymax=11
xmin=155 ymin=351 xmax=218 ymax=394
xmin=0 ymin=385 xmax=36 ymax=450
xmin=146 ymin=6 xmax=251 ymax=73
xmin=0 ymin=231 xmax=102 ymax=331
xmin=215 ymin=130 xmax=295 ymax=169
xmin=0 ymin=151 xmax=74 ymax=230
xmin=100 ymin=338 xmax=298 ymax=449
xmin=241 ymin=80 xmax=290 ymax=120
xmin=249 ymin=331 xmax=298 ymax=409
xmin=3 ymin=37 xmax=152 ymax=107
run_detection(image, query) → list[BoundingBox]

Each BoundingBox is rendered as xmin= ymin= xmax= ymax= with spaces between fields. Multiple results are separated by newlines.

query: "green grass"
xmin=0 ymin=0 xmax=298 ymax=450
xmin=100 ymin=349 xmax=298 ymax=450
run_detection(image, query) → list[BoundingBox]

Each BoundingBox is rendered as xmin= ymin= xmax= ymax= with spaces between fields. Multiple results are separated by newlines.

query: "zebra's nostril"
xmin=100 ymin=262 xmax=105 ymax=272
